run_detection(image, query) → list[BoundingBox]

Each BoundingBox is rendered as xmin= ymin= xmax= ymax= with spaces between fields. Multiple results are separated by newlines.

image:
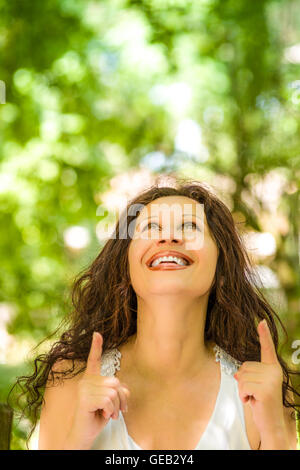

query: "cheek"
xmin=128 ymin=239 xmax=147 ymax=272
xmin=128 ymin=241 xmax=149 ymax=293
xmin=197 ymin=242 xmax=218 ymax=272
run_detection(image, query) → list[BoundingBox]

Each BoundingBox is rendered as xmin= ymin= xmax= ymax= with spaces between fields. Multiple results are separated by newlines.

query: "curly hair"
xmin=7 ymin=177 xmax=300 ymax=449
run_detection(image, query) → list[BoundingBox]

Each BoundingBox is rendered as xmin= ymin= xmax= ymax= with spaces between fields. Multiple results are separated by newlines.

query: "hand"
xmin=64 ymin=332 xmax=130 ymax=449
xmin=234 ymin=319 xmax=287 ymax=444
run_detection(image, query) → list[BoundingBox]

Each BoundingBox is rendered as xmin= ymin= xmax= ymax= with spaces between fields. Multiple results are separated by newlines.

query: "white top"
xmin=90 ymin=344 xmax=252 ymax=450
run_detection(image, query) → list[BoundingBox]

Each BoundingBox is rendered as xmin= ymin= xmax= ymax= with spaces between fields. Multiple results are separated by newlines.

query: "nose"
xmin=156 ymin=231 xmax=184 ymax=246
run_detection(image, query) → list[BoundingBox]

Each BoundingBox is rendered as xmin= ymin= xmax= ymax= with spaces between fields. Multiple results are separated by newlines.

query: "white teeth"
xmin=151 ymin=255 xmax=188 ymax=267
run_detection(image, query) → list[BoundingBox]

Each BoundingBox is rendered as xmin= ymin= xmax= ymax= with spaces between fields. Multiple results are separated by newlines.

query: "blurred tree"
xmin=0 ymin=0 xmax=299 ymax=448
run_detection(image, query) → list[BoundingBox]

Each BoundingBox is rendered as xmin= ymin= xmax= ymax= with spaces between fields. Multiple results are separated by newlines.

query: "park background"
xmin=0 ymin=0 xmax=299 ymax=449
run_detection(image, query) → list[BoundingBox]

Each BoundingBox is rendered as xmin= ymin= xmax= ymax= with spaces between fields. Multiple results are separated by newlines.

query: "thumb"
xmin=85 ymin=332 xmax=103 ymax=375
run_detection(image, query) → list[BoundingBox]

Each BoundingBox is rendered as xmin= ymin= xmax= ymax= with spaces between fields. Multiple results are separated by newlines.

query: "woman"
xmin=9 ymin=179 xmax=299 ymax=450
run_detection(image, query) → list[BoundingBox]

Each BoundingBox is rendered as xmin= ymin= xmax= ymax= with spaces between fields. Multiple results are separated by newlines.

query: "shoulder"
xmin=42 ymin=358 xmax=86 ymax=415
xmin=48 ymin=347 xmax=120 ymax=384
xmin=48 ymin=346 xmax=120 ymax=379
xmin=47 ymin=358 xmax=86 ymax=386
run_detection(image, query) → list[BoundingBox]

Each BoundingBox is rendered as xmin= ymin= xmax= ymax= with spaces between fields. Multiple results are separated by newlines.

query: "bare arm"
xmin=38 ymin=334 xmax=130 ymax=450
xmin=282 ymin=389 xmax=298 ymax=450
xmin=259 ymin=389 xmax=298 ymax=450
xmin=38 ymin=360 xmax=83 ymax=450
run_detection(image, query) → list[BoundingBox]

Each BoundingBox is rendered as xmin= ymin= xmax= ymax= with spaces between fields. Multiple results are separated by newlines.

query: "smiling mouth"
xmin=147 ymin=261 xmax=191 ymax=271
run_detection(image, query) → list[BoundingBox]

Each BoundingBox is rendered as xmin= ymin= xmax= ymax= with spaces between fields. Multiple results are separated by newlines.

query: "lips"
xmin=146 ymin=250 xmax=194 ymax=269
xmin=147 ymin=262 xmax=190 ymax=271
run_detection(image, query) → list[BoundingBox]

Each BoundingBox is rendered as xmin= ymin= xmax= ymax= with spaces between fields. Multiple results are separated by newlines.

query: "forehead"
xmin=136 ymin=196 xmax=205 ymax=221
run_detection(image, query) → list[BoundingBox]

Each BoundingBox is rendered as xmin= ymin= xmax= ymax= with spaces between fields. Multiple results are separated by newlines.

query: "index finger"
xmin=85 ymin=332 xmax=103 ymax=376
xmin=258 ymin=319 xmax=278 ymax=364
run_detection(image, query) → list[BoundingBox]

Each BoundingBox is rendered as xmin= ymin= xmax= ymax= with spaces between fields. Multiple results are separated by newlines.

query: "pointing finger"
xmin=85 ymin=332 xmax=103 ymax=376
xmin=258 ymin=319 xmax=278 ymax=365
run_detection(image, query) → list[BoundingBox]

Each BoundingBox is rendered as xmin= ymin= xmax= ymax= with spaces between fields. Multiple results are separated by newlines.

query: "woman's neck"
xmin=124 ymin=296 xmax=214 ymax=382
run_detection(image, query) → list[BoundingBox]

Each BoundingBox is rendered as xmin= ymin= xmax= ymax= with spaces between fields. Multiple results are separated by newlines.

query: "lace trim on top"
xmin=100 ymin=348 xmax=121 ymax=377
xmin=213 ymin=344 xmax=242 ymax=376
xmin=100 ymin=344 xmax=242 ymax=377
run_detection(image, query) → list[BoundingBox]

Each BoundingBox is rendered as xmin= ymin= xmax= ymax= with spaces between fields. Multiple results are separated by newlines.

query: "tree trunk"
xmin=0 ymin=403 xmax=13 ymax=450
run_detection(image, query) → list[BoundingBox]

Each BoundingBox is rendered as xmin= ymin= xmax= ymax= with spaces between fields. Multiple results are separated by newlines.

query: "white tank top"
xmin=90 ymin=344 xmax=252 ymax=450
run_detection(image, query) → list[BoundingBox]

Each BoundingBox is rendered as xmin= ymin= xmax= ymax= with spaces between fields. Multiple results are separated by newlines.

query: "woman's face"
xmin=128 ymin=196 xmax=219 ymax=299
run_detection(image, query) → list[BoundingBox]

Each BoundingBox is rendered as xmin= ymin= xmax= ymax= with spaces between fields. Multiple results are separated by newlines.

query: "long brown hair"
xmin=7 ymin=177 xmax=300 ymax=449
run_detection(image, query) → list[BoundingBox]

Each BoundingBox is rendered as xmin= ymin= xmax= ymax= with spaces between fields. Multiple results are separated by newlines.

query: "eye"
xmin=143 ymin=222 xmax=160 ymax=231
xmin=142 ymin=221 xmax=200 ymax=231
xmin=183 ymin=222 xmax=201 ymax=231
